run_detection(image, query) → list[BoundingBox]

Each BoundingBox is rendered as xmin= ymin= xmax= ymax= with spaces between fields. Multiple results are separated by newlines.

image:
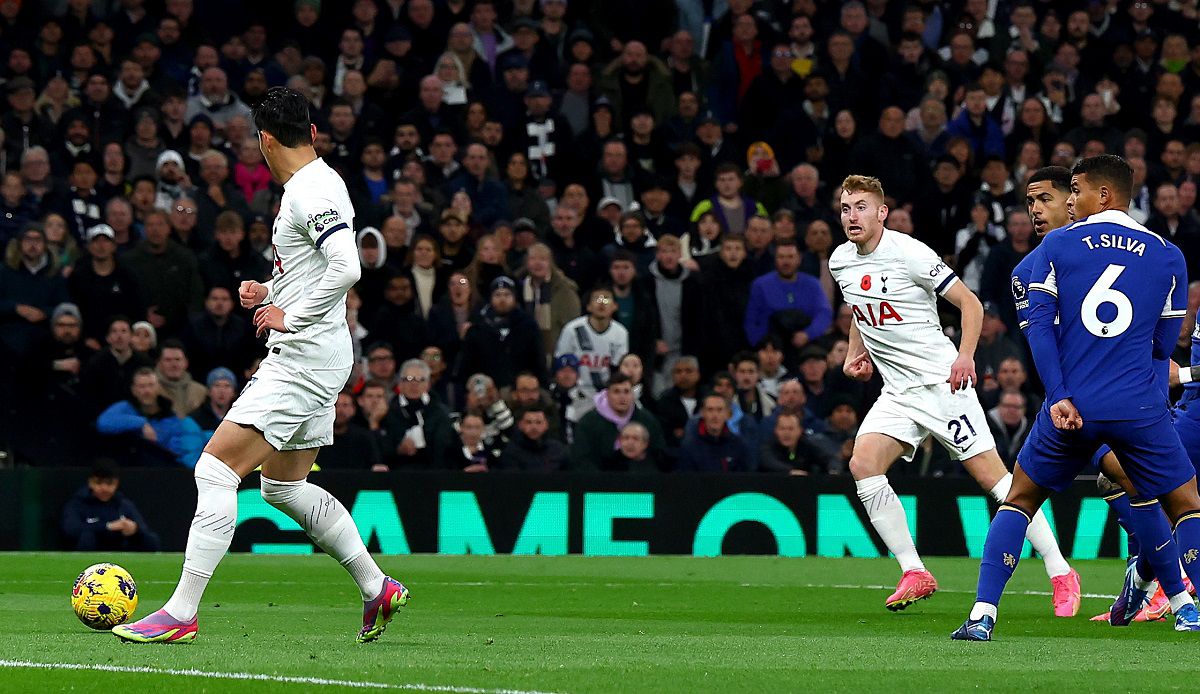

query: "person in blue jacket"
xmin=61 ymin=460 xmax=161 ymax=551
xmin=743 ymin=238 xmax=832 ymax=351
xmin=96 ymin=366 xmax=204 ymax=467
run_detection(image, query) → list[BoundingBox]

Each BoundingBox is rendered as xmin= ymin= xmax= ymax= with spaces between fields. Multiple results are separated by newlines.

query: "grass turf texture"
xmin=0 ymin=553 xmax=1193 ymax=692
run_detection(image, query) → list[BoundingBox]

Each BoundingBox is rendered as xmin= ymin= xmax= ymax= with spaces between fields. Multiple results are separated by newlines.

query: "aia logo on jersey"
xmin=860 ymin=275 xmax=872 ymax=290
xmin=578 ymin=354 xmax=612 ymax=369
xmin=852 ymin=302 xmax=904 ymax=326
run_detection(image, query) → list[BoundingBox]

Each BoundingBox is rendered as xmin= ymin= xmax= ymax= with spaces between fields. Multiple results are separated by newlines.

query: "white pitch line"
xmin=0 ymin=660 xmax=559 ymax=694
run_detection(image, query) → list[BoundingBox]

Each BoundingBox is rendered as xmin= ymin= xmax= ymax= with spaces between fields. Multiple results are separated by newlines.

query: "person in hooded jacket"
xmin=366 ymin=273 xmax=429 ymax=364
xmin=354 ymin=226 xmax=395 ymax=326
xmin=569 ymin=373 xmax=665 ymax=471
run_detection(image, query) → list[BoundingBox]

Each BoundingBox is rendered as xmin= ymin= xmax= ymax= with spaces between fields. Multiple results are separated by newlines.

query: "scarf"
xmin=523 ymin=276 xmax=552 ymax=332
xmin=593 ymin=390 xmax=634 ymax=448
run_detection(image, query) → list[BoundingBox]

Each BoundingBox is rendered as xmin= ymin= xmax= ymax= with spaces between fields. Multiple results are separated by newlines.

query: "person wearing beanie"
xmin=190 ymin=367 xmax=238 ymax=436
xmin=456 ymin=275 xmax=545 ymax=389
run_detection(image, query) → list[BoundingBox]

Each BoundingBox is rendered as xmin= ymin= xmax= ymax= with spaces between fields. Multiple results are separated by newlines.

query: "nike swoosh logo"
xmin=838 ymin=282 xmax=851 ymax=289
xmin=1157 ymin=541 xmax=1172 ymax=552
xmin=86 ymin=517 xmax=100 ymax=524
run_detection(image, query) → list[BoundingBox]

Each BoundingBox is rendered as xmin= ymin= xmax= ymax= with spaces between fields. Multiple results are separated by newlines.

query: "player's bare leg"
xmin=260 ymin=449 xmax=409 ymax=642
xmin=114 ymin=422 xmax=274 ymax=643
xmin=848 ymin=433 xmax=936 ymax=610
xmin=960 ymin=448 xmax=1079 ymax=616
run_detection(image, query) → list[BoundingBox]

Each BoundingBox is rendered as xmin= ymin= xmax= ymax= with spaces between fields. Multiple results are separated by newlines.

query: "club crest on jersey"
xmin=307 ymin=208 xmax=341 ymax=233
xmin=880 ymin=276 xmax=888 ymax=294
xmin=860 ymin=275 xmax=872 ymax=291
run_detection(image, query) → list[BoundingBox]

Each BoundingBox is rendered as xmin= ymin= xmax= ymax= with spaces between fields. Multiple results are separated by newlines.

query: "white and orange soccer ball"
xmin=71 ymin=563 xmax=138 ymax=630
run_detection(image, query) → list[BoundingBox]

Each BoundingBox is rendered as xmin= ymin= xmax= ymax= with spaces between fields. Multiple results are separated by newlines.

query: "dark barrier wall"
xmin=2 ymin=469 xmax=1130 ymax=558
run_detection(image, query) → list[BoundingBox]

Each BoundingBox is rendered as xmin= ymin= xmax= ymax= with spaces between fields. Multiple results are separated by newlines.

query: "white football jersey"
xmin=555 ymin=315 xmax=629 ymax=400
xmin=264 ymin=157 xmax=358 ymax=369
xmin=829 ymin=228 xmax=961 ymax=391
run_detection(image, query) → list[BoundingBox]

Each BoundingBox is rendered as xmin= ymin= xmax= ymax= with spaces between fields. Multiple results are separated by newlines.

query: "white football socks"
xmin=970 ymin=601 xmax=998 ymax=621
xmin=260 ymin=476 xmax=385 ymax=600
xmin=163 ymin=452 xmax=242 ymax=622
xmin=856 ymin=475 xmax=925 ymax=573
xmin=989 ymin=473 xmax=1072 ymax=579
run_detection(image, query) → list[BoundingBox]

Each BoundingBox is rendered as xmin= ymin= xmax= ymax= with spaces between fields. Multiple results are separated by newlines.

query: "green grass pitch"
xmin=0 ymin=553 xmax=1195 ymax=692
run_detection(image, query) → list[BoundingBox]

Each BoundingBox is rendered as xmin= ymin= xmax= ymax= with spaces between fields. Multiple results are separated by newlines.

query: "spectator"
xmin=690 ymin=163 xmax=768 ymax=237
xmin=682 ymin=234 xmax=754 ymax=377
xmin=67 ymin=224 xmax=144 ymax=344
xmin=556 ymin=286 xmax=630 ymax=411
xmin=190 ymin=367 xmax=236 ymax=436
xmin=731 ymin=350 xmax=775 ymax=422
xmin=979 ymin=208 xmax=1036 ymax=337
xmin=655 ymin=354 xmax=702 ymax=451
xmin=82 ymin=316 xmax=154 ymax=413
xmin=184 ymin=67 xmax=253 ymax=132
xmin=458 ymin=275 xmax=544 ymax=389
xmin=677 ymin=393 xmax=752 ymax=472
xmin=198 ymin=210 xmax=272 ymax=294
xmin=743 ymin=238 xmax=833 ymax=351
xmin=570 ymin=373 xmax=664 ymax=471
xmin=322 ymin=390 xmax=383 ymax=470
xmin=598 ymin=41 xmax=675 ymax=126
xmin=608 ymin=250 xmax=660 ymax=370
xmin=604 ymin=212 xmax=658 ymax=272
xmin=123 ymin=209 xmax=203 ymax=335
xmin=809 ymin=395 xmax=860 ymax=474
xmin=96 ymin=367 xmax=204 ymax=467
xmin=517 ymin=242 xmax=579 ymax=359
xmin=946 ymin=82 xmax=1004 ymax=160
xmin=954 ymin=199 xmax=1006 ymax=294
xmin=600 ymin=421 xmax=661 ymax=473
xmin=61 ymin=461 xmax=161 ymax=551
xmin=1147 ymin=183 xmax=1200 ymax=282
xmin=194 ymin=150 xmax=251 ymax=236
xmin=848 ymin=106 xmax=928 ymax=205
xmin=450 ymin=412 xmax=500 ymax=472
xmin=758 ymin=410 xmax=825 ymax=475
xmin=462 ymin=372 xmax=516 ymax=451
xmin=364 ymin=273 xmax=429 ymax=364
xmin=974 ymin=301 xmax=1026 ymax=389
xmin=501 ymin=407 xmax=568 ymax=471
xmin=756 ymin=336 xmax=789 ymax=398
xmin=182 ymin=286 xmax=255 ymax=378
xmin=154 ymin=339 xmax=208 ymax=418
xmin=986 ymin=390 xmax=1030 ymax=469
xmin=380 ymin=358 xmax=454 ymax=470
xmin=1 ymin=222 xmax=69 ymax=364
xmin=505 ymin=371 xmax=563 ymax=441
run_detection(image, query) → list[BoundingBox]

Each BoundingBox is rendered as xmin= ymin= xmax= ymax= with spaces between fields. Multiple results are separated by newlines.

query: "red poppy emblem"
xmin=860 ymin=275 xmax=872 ymax=291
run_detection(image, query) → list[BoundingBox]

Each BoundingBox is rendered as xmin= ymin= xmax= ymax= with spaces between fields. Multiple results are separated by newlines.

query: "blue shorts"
xmin=1173 ymin=409 xmax=1200 ymax=476
xmin=1018 ymin=409 xmax=1195 ymax=498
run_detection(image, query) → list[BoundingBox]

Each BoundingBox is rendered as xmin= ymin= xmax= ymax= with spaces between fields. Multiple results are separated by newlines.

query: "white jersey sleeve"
xmin=280 ymin=192 xmax=360 ymax=333
xmin=264 ymin=158 xmax=357 ymax=368
xmin=899 ymin=233 xmax=958 ymax=297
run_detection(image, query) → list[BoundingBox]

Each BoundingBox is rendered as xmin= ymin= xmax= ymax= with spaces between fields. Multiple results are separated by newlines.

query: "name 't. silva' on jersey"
xmin=1081 ymin=233 xmax=1146 ymax=256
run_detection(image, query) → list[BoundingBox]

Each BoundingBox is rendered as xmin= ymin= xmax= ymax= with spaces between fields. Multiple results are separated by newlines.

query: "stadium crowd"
xmin=2 ymin=0 xmax=1200 ymax=476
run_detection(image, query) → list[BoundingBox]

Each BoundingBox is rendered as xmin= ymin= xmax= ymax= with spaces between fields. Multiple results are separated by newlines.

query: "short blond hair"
xmin=841 ymin=175 xmax=886 ymax=203
xmin=656 ymin=234 xmax=681 ymax=252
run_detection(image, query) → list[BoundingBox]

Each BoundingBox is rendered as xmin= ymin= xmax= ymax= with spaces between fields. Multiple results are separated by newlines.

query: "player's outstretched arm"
xmin=941 ymin=282 xmax=981 ymax=393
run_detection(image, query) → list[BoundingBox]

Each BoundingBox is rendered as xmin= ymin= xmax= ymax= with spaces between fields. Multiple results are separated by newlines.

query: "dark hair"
xmin=159 ymin=338 xmax=186 ymax=355
xmin=730 ymin=350 xmax=758 ymax=369
xmin=606 ymin=372 xmax=633 ymax=389
xmin=252 ymin=87 xmax=312 ymax=147
xmin=1027 ymin=166 xmax=1072 ymax=194
xmin=715 ymin=162 xmax=742 ymax=178
xmin=1072 ymin=155 xmax=1133 ymax=200
xmin=90 ymin=459 xmax=119 ymax=481
xmin=361 ymin=379 xmax=389 ymax=392
xmin=964 ymin=81 xmax=985 ymax=94
xmin=756 ymin=334 xmax=784 ymax=351
xmin=609 ymin=248 xmax=638 ymax=266
xmin=774 ymin=237 xmax=800 ymax=251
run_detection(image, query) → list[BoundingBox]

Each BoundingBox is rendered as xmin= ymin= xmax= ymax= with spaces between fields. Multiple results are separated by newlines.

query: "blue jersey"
xmin=1010 ymin=243 xmax=1044 ymax=332
xmin=1179 ymin=322 xmax=1200 ymax=414
xmin=1026 ymin=209 xmax=1186 ymax=421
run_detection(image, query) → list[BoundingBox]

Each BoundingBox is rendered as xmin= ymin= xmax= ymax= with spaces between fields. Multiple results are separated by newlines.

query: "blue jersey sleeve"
xmin=1011 ymin=248 xmax=1039 ymax=332
xmin=1025 ymin=233 xmax=1071 ymax=404
xmin=1153 ymin=246 xmax=1187 ymax=361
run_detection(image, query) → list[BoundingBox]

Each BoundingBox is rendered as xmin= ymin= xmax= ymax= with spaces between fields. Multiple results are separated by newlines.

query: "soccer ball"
xmin=71 ymin=563 xmax=138 ymax=630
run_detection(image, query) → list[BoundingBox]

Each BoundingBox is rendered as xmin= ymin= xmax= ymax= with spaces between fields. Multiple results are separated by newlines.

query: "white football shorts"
xmin=858 ymin=382 xmax=996 ymax=462
xmin=224 ymin=348 xmax=351 ymax=451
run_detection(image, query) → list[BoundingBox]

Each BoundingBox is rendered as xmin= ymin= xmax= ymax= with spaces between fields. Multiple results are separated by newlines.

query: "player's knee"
xmin=260 ymin=476 xmax=305 ymax=506
xmin=848 ymin=455 xmax=880 ymax=480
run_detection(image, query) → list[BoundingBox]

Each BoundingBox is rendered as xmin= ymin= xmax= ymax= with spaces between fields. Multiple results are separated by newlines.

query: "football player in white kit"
xmin=114 ymin=88 xmax=408 ymax=644
xmin=830 ymin=175 xmax=1079 ymax=614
